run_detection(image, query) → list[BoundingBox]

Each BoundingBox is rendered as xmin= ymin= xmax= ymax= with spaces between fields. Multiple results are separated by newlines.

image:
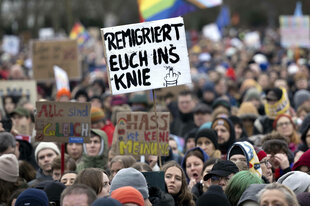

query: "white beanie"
xmin=0 ymin=154 xmax=19 ymax=182
xmin=35 ymin=142 xmax=60 ymax=162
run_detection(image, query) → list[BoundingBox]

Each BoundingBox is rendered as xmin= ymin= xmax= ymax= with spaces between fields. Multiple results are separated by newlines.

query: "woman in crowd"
xmin=181 ymin=147 xmax=209 ymax=191
xmin=109 ymin=155 xmax=136 ymax=180
xmin=257 ymin=183 xmax=300 ymax=206
xmin=76 ymin=129 xmax=108 ymax=172
xmin=162 ymin=161 xmax=195 ymax=206
xmin=75 ymin=168 xmax=110 ymax=198
xmin=273 ymin=114 xmax=300 ymax=152
xmin=65 ymin=142 xmax=83 ymax=164
xmin=195 ymin=128 xmax=221 ymax=158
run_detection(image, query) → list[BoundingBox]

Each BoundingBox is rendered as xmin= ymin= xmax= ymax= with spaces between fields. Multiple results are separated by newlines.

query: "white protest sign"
xmin=53 ymin=65 xmax=70 ymax=91
xmin=202 ymin=23 xmax=221 ymax=42
xmin=244 ymin=31 xmax=261 ymax=49
xmin=101 ymin=17 xmax=191 ymax=95
xmin=39 ymin=28 xmax=55 ymax=40
xmin=2 ymin=35 xmax=20 ymax=55
xmin=280 ymin=16 xmax=310 ymax=48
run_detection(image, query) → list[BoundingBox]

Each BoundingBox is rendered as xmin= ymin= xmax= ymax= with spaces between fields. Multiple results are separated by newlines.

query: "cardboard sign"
xmin=101 ymin=17 xmax=191 ymax=95
xmin=31 ymin=39 xmax=80 ymax=81
xmin=114 ymin=112 xmax=170 ymax=156
xmin=54 ymin=65 xmax=70 ymax=91
xmin=244 ymin=31 xmax=261 ymax=49
xmin=280 ymin=16 xmax=310 ymax=48
xmin=35 ymin=101 xmax=91 ymax=143
xmin=0 ymin=80 xmax=37 ymax=109
xmin=2 ymin=35 xmax=20 ymax=55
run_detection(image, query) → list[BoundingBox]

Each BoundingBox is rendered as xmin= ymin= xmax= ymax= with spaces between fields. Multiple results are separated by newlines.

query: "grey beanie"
xmin=277 ymin=171 xmax=310 ymax=195
xmin=294 ymin=89 xmax=310 ymax=109
xmin=110 ymin=168 xmax=149 ymax=199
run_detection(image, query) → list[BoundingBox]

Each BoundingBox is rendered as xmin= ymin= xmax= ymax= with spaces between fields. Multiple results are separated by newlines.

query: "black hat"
xmin=193 ymin=103 xmax=212 ymax=114
xmin=229 ymin=145 xmax=244 ymax=158
xmin=204 ymin=160 xmax=239 ymax=181
xmin=195 ymin=128 xmax=218 ymax=149
xmin=212 ymin=98 xmax=231 ymax=112
xmin=196 ymin=185 xmax=230 ymax=206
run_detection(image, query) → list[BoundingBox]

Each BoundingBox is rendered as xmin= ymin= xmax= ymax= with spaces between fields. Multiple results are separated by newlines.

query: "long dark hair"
xmin=162 ymin=161 xmax=195 ymax=206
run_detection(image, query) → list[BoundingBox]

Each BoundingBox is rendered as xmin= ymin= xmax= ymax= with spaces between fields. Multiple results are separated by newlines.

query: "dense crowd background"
xmin=0 ymin=25 xmax=310 ymax=206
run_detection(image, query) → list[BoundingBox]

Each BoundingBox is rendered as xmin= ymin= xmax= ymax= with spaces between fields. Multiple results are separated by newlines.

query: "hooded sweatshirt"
xmin=181 ymin=147 xmax=209 ymax=182
xmin=77 ymin=129 xmax=108 ymax=172
xmin=227 ymin=141 xmax=262 ymax=177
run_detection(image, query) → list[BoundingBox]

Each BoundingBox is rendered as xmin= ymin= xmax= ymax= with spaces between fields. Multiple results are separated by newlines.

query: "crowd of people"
xmin=0 ymin=25 xmax=310 ymax=206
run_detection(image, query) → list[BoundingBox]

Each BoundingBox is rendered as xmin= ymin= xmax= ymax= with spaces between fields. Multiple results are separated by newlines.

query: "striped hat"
xmin=91 ymin=107 xmax=105 ymax=123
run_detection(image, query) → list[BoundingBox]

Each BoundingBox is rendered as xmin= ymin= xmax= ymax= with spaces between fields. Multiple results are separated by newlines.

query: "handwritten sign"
xmin=114 ymin=112 xmax=170 ymax=156
xmin=31 ymin=39 xmax=80 ymax=81
xmin=101 ymin=17 xmax=191 ymax=95
xmin=35 ymin=101 xmax=91 ymax=143
xmin=0 ymin=80 xmax=37 ymax=109
xmin=54 ymin=65 xmax=70 ymax=91
xmin=280 ymin=16 xmax=310 ymax=48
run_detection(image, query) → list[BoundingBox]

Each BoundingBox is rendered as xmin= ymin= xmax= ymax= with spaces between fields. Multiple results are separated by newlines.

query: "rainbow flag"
xmin=138 ymin=0 xmax=222 ymax=21
xmin=69 ymin=22 xmax=90 ymax=47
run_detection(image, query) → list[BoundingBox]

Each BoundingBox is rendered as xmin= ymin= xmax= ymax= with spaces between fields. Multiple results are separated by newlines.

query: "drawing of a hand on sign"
xmin=164 ymin=66 xmax=181 ymax=87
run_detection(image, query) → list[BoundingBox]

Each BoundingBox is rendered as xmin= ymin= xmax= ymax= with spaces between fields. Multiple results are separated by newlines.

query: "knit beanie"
xmin=196 ymin=185 xmax=230 ymax=206
xmin=44 ymin=181 xmax=66 ymax=206
xmin=0 ymin=154 xmax=19 ymax=182
xmin=56 ymin=88 xmax=71 ymax=100
xmin=212 ymin=98 xmax=231 ymax=112
xmin=91 ymin=197 xmax=122 ymax=206
xmin=111 ymin=186 xmax=144 ymax=206
xmin=91 ymin=107 xmax=105 ymax=123
xmin=211 ymin=117 xmax=231 ymax=132
xmin=254 ymin=147 xmax=267 ymax=161
xmin=110 ymin=168 xmax=149 ymax=199
xmin=243 ymin=88 xmax=261 ymax=102
xmin=229 ymin=145 xmax=244 ymax=157
xmin=15 ymin=188 xmax=49 ymax=206
xmin=237 ymin=102 xmax=258 ymax=120
xmin=292 ymin=149 xmax=310 ymax=171
xmin=195 ymin=128 xmax=218 ymax=149
xmin=277 ymin=171 xmax=310 ymax=195
xmin=35 ymin=142 xmax=60 ymax=162
xmin=294 ymin=89 xmax=310 ymax=110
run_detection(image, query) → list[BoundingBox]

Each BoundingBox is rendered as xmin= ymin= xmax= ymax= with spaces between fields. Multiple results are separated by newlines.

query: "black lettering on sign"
xmin=113 ymin=68 xmax=151 ymax=90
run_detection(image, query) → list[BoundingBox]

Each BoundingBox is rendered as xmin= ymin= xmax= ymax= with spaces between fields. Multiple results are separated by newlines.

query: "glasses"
xmin=277 ymin=121 xmax=291 ymax=128
xmin=260 ymin=159 xmax=271 ymax=167
xmin=210 ymin=175 xmax=230 ymax=183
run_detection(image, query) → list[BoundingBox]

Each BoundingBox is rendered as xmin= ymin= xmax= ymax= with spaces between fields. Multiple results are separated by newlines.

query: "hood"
xmin=227 ymin=141 xmax=262 ymax=177
xmin=277 ymin=171 xmax=310 ymax=195
xmin=83 ymin=129 xmax=108 ymax=156
xmin=211 ymin=117 xmax=236 ymax=154
xmin=237 ymin=184 xmax=266 ymax=206
xmin=181 ymin=147 xmax=209 ymax=181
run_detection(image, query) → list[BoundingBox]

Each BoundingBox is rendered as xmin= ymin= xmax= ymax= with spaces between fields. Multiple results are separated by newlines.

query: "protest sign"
xmin=39 ymin=28 xmax=55 ymax=40
xmin=202 ymin=23 xmax=221 ymax=42
xmin=54 ymin=65 xmax=70 ymax=91
xmin=280 ymin=16 xmax=310 ymax=48
xmin=35 ymin=101 xmax=91 ymax=143
xmin=113 ymin=112 xmax=170 ymax=156
xmin=2 ymin=35 xmax=20 ymax=55
xmin=31 ymin=39 xmax=80 ymax=81
xmin=0 ymin=80 xmax=37 ymax=109
xmin=101 ymin=17 xmax=191 ymax=95
xmin=244 ymin=31 xmax=260 ymax=49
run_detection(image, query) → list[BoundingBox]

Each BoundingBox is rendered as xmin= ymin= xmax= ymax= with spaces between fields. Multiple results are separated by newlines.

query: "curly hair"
xmin=162 ymin=161 xmax=195 ymax=206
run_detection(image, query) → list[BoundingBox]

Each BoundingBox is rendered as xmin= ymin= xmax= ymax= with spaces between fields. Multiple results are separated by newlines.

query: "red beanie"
xmin=292 ymin=149 xmax=310 ymax=171
xmin=111 ymin=186 xmax=144 ymax=206
xmin=254 ymin=147 xmax=267 ymax=161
